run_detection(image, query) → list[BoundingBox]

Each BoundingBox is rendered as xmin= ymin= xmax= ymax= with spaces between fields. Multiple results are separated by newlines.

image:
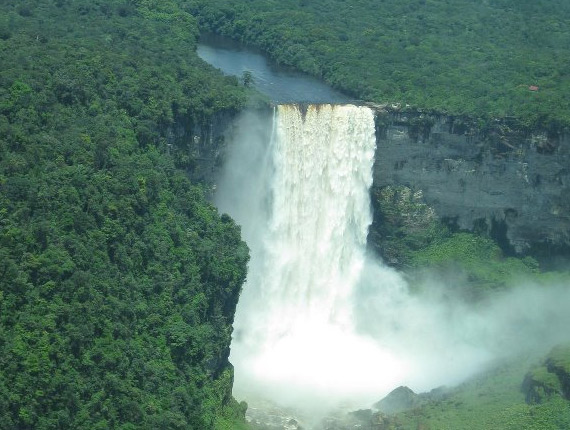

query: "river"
xmin=197 ymin=34 xmax=350 ymax=104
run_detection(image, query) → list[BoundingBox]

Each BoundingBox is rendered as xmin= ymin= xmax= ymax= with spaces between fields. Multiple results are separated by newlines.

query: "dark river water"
xmin=197 ymin=34 xmax=350 ymax=104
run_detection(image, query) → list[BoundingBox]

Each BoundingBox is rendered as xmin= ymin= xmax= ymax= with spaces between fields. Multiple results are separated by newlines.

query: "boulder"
xmin=374 ymin=386 xmax=421 ymax=414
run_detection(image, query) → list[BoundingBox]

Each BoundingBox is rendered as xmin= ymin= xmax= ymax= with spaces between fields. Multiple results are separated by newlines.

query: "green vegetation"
xmin=409 ymin=233 xmax=540 ymax=291
xmin=0 ymin=0 xmax=250 ymax=428
xmin=350 ymin=353 xmax=570 ymax=430
xmin=522 ymin=344 xmax=570 ymax=406
xmin=524 ymin=366 xmax=563 ymax=404
xmin=391 ymin=358 xmax=570 ymax=430
xmin=369 ymin=185 xmax=448 ymax=267
xmin=383 ymin=213 xmax=570 ymax=300
xmin=320 ymin=352 xmax=570 ymax=430
xmin=189 ymin=0 xmax=570 ymax=128
xmin=369 ymin=185 xmax=548 ymax=298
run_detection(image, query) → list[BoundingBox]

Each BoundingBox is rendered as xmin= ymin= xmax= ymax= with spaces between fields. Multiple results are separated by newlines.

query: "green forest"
xmin=190 ymin=0 xmax=570 ymax=129
xmin=0 ymin=0 xmax=250 ymax=428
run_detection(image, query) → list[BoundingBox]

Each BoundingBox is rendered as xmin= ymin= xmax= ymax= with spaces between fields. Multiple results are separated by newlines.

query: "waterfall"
xmin=218 ymin=104 xmax=404 ymax=408
xmin=215 ymin=103 xmax=570 ymax=417
xmin=262 ymin=104 xmax=375 ymax=333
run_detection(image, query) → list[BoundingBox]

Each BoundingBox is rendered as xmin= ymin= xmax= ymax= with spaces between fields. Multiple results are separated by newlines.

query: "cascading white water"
xmin=224 ymin=104 xmax=405 ymax=409
xmin=263 ymin=104 xmax=374 ymax=333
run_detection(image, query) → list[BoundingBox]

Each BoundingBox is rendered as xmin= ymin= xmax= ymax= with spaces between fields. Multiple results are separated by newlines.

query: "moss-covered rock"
xmin=523 ymin=344 xmax=570 ymax=403
xmin=545 ymin=344 xmax=570 ymax=400
xmin=369 ymin=185 xmax=448 ymax=267
xmin=523 ymin=365 xmax=563 ymax=404
xmin=409 ymin=233 xmax=539 ymax=292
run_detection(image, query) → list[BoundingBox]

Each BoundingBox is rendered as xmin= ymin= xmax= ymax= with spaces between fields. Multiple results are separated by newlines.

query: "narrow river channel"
xmin=197 ymin=33 xmax=350 ymax=104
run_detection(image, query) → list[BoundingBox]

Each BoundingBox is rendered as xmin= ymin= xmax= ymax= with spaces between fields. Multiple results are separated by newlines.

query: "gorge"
xmin=213 ymin=102 xmax=570 ymax=423
xmin=193 ymin=36 xmax=570 ymax=422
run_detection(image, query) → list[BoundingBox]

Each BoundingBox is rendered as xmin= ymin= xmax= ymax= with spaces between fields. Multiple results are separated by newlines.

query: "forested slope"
xmin=0 ymin=1 xmax=249 ymax=428
xmin=189 ymin=0 xmax=570 ymax=128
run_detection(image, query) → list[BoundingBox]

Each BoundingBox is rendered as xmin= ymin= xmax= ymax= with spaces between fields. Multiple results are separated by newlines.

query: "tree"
xmin=242 ymin=70 xmax=254 ymax=87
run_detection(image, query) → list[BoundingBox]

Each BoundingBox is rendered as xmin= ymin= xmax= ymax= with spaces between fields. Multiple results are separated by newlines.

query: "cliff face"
xmin=203 ymin=106 xmax=570 ymax=263
xmin=372 ymin=111 xmax=570 ymax=258
xmin=163 ymin=110 xmax=239 ymax=184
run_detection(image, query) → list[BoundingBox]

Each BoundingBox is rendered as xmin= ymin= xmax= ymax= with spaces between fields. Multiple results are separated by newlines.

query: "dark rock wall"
xmin=165 ymin=110 xmax=238 ymax=184
xmin=372 ymin=112 xmax=570 ymax=256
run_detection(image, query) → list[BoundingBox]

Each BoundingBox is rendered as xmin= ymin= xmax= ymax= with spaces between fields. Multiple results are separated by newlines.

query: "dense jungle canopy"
xmin=0 ymin=0 xmax=249 ymax=428
xmin=190 ymin=0 xmax=570 ymax=129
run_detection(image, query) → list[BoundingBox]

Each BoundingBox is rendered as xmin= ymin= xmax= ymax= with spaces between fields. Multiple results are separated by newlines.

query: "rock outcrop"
xmin=164 ymin=110 xmax=240 ymax=184
xmin=374 ymin=386 xmax=422 ymax=414
xmin=523 ymin=344 xmax=570 ymax=403
xmin=372 ymin=111 xmax=570 ymax=260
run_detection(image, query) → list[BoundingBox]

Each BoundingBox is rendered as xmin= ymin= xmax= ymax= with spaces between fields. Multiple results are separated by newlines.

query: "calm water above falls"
xmin=197 ymin=34 xmax=350 ymax=103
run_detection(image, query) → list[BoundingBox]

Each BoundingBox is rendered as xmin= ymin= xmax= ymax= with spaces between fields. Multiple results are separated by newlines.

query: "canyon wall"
xmin=371 ymin=110 xmax=570 ymax=260
xmin=197 ymin=107 xmax=570 ymax=262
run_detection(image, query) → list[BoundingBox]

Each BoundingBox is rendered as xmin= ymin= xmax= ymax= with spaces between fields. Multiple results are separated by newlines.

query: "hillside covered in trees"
xmin=0 ymin=0 xmax=250 ymax=428
xmin=190 ymin=0 xmax=570 ymax=129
